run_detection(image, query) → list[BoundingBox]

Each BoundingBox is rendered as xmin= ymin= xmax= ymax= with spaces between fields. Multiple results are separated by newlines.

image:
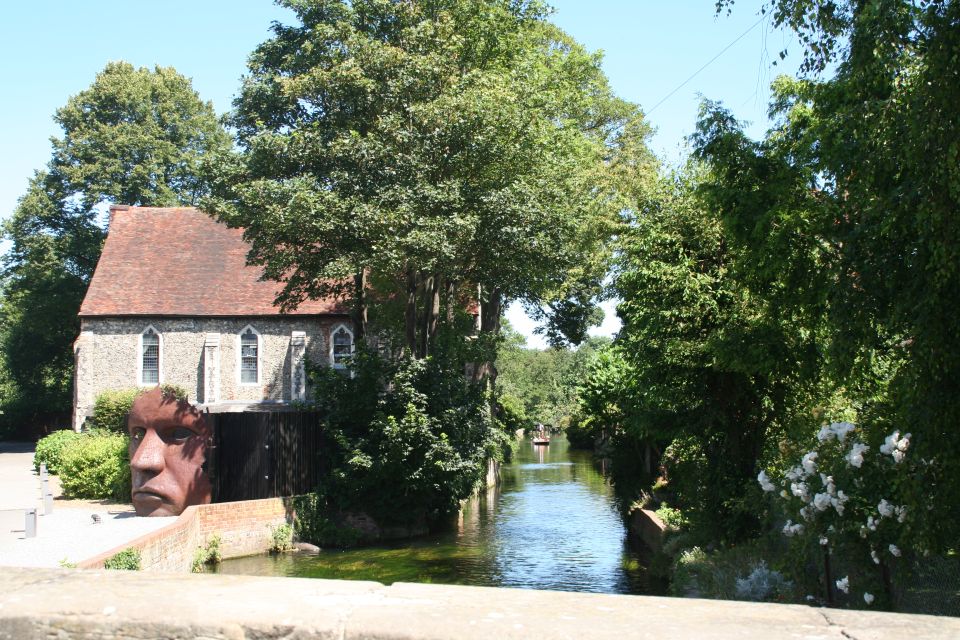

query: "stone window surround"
xmin=137 ymin=325 xmax=163 ymax=386
xmin=236 ymin=324 xmax=262 ymax=386
xmin=329 ymin=323 xmax=355 ymax=370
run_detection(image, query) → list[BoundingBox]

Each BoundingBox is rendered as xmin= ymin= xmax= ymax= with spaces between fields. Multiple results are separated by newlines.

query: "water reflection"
xmin=216 ymin=438 xmax=650 ymax=594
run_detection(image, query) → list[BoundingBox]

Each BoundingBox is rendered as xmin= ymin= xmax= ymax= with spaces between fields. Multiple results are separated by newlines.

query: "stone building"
xmin=73 ymin=206 xmax=353 ymax=430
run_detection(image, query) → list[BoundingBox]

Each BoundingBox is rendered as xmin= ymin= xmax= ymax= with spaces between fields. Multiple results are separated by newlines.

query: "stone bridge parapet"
xmin=1 ymin=567 xmax=958 ymax=639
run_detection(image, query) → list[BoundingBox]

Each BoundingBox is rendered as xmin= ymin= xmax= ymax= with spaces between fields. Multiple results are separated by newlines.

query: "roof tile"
xmin=79 ymin=207 xmax=346 ymax=317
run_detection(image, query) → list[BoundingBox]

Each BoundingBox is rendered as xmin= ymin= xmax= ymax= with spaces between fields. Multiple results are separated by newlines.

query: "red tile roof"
xmin=79 ymin=206 xmax=347 ymax=317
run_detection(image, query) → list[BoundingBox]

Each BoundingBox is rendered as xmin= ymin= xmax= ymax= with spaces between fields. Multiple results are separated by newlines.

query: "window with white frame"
xmin=330 ymin=324 xmax=354 ymax=370
xmin=239 ymin=326 xmax=260 ymax=384
xmin=140 ymin=326 xmax=160 ymax=385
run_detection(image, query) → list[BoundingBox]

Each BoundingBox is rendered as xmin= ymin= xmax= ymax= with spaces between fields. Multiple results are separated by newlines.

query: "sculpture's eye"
xmin=171 ymin=427 xmax=195 ymax=442
xmin=130 ymin=427 xmax=146 ymax=442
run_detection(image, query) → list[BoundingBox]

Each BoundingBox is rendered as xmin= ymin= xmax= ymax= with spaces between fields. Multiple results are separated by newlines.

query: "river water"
xmin=215 ymin=437 xmax=651 ymax=594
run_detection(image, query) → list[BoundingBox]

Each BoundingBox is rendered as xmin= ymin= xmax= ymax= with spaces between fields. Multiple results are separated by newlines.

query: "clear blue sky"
xmin=0 ymin=0 xmax=802 ymax=347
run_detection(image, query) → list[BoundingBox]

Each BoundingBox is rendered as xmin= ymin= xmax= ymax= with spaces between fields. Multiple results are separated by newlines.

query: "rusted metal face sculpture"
xmin=127 ymin=387 xmax=212 ymax=517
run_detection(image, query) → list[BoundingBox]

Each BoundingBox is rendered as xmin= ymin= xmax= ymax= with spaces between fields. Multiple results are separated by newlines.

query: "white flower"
xmin=895 ymin=505 xmax=908 ymax=523
xmin=757 ymin=470 xmax=775 ymax=492
xmin=813 ymin=492 xmax=832 ymax=511
xmin=791 ymin=482 xmax=810 ymax=502
xmin=780 ymin=490 xmax=789 ymax=499
xmin=897 ymin=433 xmax=911 ymax=452
xmin=871 ymin=549 xmax=880 ymax=565
xmin=864 ymin=592 xmax=875 ymax=605
xmin=821 ymin=475 xmax=836 ymax=495
xmin=878 ymin=499 xmax=895 ymax=518
xmin=846 ymin=442 xmax=869 ymax=468
xmin=866 ymin=515 xmax=878 ymax=531
xmin=832 ymin=422 xmax=856 ymax=441
xmin=836 ymin=576 xmax=850 ymax=594
xmin=879 ymin=431 xmax=899 ymax=455
xmin=889 ymin=544 xmax=901 ymax=557
xmin=801 ymin=451 xmax=818 ymax=475
xmin=830 ymin=490 xmax=848 ymax=516
xmin=799 ymin=505 xmax=813 ymax=521
xmin=782 ymin=520 xmax=804 ymax=536
xmin=785 ymin=466 xmax=803 ymax=481
xmin=819 ymin=536 xmax=829 ymax=546
xmin=880 ymin=431 xmax=911 ymax=460
xmin=817 ymin=421 xmax=856 ymax=442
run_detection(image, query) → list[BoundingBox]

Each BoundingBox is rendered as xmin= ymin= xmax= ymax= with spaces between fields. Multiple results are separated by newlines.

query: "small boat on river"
xmin=532 ymin=423 xmax=550 ymax=445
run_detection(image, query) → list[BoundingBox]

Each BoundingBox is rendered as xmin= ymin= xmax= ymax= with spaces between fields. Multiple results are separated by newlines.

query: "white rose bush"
xmin=757 ymin=420 xmax=921 ymax=609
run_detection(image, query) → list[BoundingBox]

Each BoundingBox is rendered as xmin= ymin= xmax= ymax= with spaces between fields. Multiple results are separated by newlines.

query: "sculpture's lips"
xmin=132 ymin=489 xmax=168 ymax=503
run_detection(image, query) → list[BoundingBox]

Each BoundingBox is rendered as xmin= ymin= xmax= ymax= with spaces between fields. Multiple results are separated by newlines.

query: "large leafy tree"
xmin=612 ymin=167 xmax=825 ymax=542
xmin=1 ymin=62 xmax=230 ymax=422
xmin=706 ymin=0 xmax=960 ymax=549
xmin=206 ymin=0 xmax=642 ymax=360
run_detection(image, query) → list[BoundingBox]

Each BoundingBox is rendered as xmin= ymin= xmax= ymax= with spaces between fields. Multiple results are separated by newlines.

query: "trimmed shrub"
xmin=33 ymin=429 xmax=84 ymax=474
xmin=89 ymin=389 xmax=140 ymax=433
xmin=89 ymin=384 xmax=188 ymax=433
xmin=59 ymin=432 xmax=130 ymax=501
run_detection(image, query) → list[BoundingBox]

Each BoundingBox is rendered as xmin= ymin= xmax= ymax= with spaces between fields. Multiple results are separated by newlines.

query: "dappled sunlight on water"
xmin=216 ymin=438 xmax=651 ymax=594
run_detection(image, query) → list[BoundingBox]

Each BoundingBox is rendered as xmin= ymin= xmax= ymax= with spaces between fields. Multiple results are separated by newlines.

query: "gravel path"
xmin=0 ymin=441 xmax=174 ymax=567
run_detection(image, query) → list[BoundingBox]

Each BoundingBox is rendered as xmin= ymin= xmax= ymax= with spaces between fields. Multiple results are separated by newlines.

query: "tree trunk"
xmin=352 ymin=266 xmax=369 ymax=342
xmin=418 ymin=274 xmax=434 ymax=358
xmin=405 ymin=266 xmax=418 ymax=357
xmin=445 ymin=279 xmax=457 ymax=325
xmin=427 ymin=274 xmax=441 ymax=344
xmin=472 ymin=286 xmax=502 ymax=384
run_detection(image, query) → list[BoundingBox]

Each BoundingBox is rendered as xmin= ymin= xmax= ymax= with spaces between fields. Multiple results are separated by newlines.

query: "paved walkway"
xmin=0 ymin=441 xmax=173 ymax=567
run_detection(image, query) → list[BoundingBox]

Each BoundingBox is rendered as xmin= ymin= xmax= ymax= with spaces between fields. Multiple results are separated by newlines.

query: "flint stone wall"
xmin=74 ymin=316 xmax=347 ymax=429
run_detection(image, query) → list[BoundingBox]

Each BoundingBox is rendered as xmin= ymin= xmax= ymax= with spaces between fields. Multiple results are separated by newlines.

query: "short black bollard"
xmin=24 ymin=508 xmax=37 ymax=538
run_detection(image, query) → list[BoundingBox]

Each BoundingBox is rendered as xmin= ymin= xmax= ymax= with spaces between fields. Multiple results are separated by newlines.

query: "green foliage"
xmin=654 ymin=505 xmax=689 ymax=532
xmin=701 ymin=0 xmax=960 ymax=553
xmin=291 ymin=493 xmax=361 ymax=549
xmin=496 ymin=322 xmax=609 ymax=427
xmin=563 ymin=413 xmax=596 ymax=450
xmin=205 ymin=0 xmax=645 ymax=355
xmin=270 ymin=523 xmax=294 ymax=554
xmin=88 ymin=385 xmax=188 ymax=432
xmin=57 ymin=558 xmax=77 ymax=569
xmin=103 ymin=548 xmax=141 ymax=571
xmin=305 ymin=343 xmax=494 ymax=530
xmin=33 ymin=429 xmax=84 ymax=474
xmin=192 ymin=534 xmax=223 ymax=572
xmin=89 ymin=389 xmax=140 ymax=432
xmin=0 ymin=62 xmax=229 ymax=420
xmin=671 ymin=543 xmax=794 ymax=603
xmin=494 ymin=393 xmax=532 ymax=435
xmin=58 ymin=432 xmax=130 ymax=501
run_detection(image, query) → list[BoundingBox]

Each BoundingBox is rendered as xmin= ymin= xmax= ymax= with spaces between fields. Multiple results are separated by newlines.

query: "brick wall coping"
xmin=1 ymin=567 xmax=957 ymax=639
xmin=77 ymin=497 xmax=291 ymax=571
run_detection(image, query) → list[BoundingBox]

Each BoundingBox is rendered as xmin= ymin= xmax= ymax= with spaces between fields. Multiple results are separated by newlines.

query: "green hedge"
xmin=88 ymin=389 xmax=141 ymax=432
xmin=33 ymin=429 xmax=84 ymax=474
xmin=88 ymin=384 xmax=188 ymax=433
xmin=59 ymin=432 xmax=130 ymax=501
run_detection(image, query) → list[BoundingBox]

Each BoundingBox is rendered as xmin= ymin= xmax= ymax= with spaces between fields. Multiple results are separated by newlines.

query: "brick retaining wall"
xmin=77 ymin=497 xmax=292 ymax=571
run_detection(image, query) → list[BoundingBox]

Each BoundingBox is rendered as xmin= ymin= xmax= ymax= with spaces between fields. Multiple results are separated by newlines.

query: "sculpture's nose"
xmin=130 ymin=429 xmax=164 ymax=474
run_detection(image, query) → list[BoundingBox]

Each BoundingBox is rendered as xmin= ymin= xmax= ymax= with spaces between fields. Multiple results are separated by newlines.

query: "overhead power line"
xmin=647 ymin=14 xmax=767 ymax=115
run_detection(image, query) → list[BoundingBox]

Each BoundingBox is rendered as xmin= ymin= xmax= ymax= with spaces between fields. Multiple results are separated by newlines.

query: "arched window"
xmin=330 ymin=324 xmax=354 ymax=370
xmin=238 ymin=325 xmax=260 ymax=384
xmin=139 ymin=326 xmax=161 ymax=385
